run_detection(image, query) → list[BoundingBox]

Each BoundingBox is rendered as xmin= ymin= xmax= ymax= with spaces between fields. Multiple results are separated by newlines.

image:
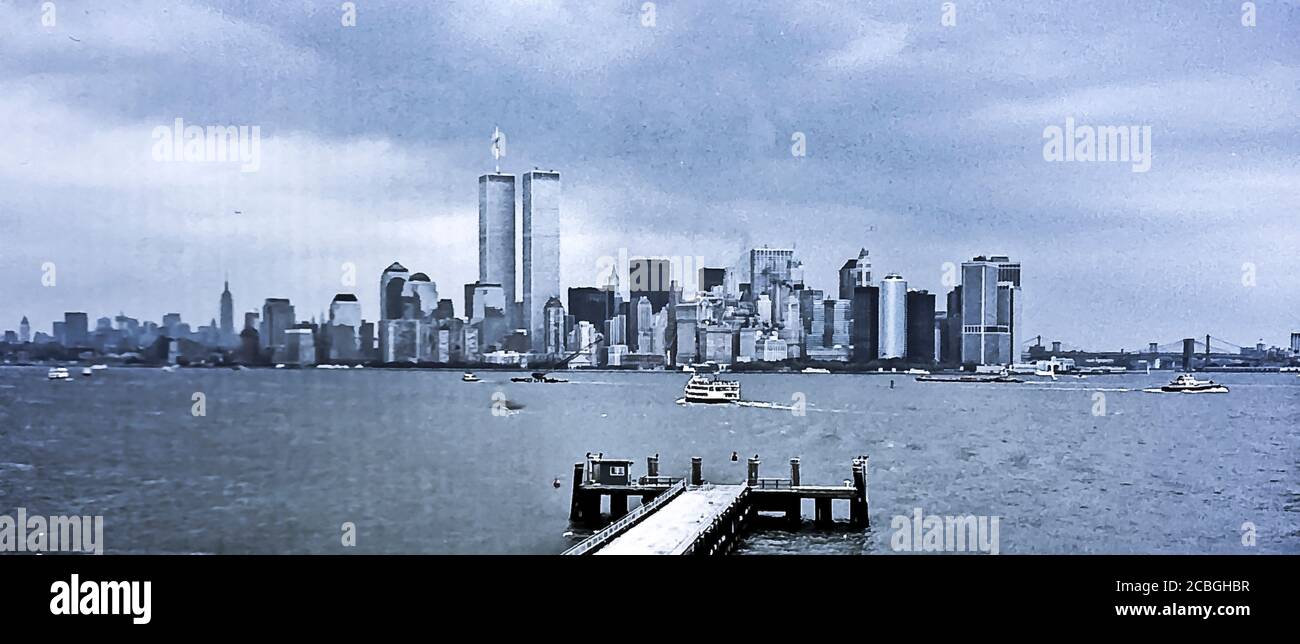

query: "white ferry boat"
xmin=47 ymin=367 xmax=70 ymax=381
xmin=461 ymin=372 xmax=481 ymax=382
xmin=801 ymin=367 xmax=830 ymax=374
xmin=1158 ymin=373 xmax=1229 ymax=394
xmin=682 ymin=363 xmax=740 ymax=403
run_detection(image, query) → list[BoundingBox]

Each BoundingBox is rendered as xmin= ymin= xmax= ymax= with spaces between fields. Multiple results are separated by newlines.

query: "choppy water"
xmin=1 ymin=367 xmax=1296 ymax=554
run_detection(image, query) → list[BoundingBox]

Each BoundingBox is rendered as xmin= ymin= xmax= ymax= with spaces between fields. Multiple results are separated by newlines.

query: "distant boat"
xmin=916 ymin=374 xmax=1024 ymax=384
xmin=47 ymin=367 xmax=70 ymax=381
xmin=462 ymin=372 xmax=481 ymax=382
xmin=160 ymin=365 xmax=177 ymax=373
xmin=90 ymin=364 xmax=108 ymax=372
xmin=511 ymin=372 xmax=567 ymax=383
xmin=80 ymin=367 xmax=93 ymax=377
xmin=904 ymin=368 xmax=930 ymax=376
xmin=802 ymin=367 xmax=831 ymax=374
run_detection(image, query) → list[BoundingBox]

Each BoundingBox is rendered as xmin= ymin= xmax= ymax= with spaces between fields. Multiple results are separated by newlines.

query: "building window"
xmin=609 ymin=466 xmax=625 ymax=476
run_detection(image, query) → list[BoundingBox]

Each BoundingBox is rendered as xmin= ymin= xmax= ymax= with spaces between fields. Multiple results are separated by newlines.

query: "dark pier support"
xmin=815 ymin=497 xmax=833 ymax=527
xmin=790 ymin=458 xmax=801 ymax=486
xmin=568 ymin=462 xmax=585 ymax=521
xmin=609 ymin=493 xmax=628 ymax=519
xmin=691 ymin=457 xmax=703 ymax=485
xmin=747 ymin=456 xmax=760 ymax=486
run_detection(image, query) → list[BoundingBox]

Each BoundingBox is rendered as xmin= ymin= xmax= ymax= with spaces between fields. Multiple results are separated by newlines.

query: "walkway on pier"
xmin=595 ymin=485 xmax=746 ymax=556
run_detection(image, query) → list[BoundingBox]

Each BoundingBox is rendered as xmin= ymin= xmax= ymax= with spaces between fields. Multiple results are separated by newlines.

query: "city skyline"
xmin=2 ymin=2 xmax=1298 ymax=349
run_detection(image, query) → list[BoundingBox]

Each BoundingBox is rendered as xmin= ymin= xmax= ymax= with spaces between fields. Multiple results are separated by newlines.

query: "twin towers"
xmin=478 ymin=150 xmax=561 ymax=353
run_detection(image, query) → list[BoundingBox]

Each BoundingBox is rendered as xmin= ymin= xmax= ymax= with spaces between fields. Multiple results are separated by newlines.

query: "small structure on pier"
xmin=565 ymin=453 xmax=869 ymax=555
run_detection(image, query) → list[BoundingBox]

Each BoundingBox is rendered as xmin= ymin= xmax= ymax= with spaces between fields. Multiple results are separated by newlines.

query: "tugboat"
xmin=47 ymin=367 xmax=71 ymax=381
xmin=682 ymin=363 xmax=741 ymax=403
xmin=462 ymin=372 xmax=481 ymax=383
xmin=1158 ymin=373 xmax=1229 ymax=394
xmin=509 ymin=337 xmax=600 ymax=384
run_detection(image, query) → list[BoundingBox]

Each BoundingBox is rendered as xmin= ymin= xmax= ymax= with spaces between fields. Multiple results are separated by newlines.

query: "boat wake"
xmin=674 ymin=398 xmax=846 ymax=413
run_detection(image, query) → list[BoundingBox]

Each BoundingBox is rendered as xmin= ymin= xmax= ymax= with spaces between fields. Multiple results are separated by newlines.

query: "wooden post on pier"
xmin=789 ymin=458 xmax=801 ymax=486
xmin=849 ymin=456 xmax=869 ymax=528
xmin=647 ymin=454 xmax=659 ymax=478
xmin=569 ymin=462 xmax=585 ymax=521
xmin=747 ymin=456 xmax=760 ymax=486
xmin=690 ymin=457 xmax=703 ymax=486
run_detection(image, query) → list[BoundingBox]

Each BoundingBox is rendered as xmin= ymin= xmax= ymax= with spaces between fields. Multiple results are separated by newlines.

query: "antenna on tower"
xmin=490 ymin=127 xmax=506 ymax=174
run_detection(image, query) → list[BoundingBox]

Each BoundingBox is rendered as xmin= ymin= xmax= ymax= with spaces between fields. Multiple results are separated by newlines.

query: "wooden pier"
xmin=563 ymin=453 xmax=869 ymax=555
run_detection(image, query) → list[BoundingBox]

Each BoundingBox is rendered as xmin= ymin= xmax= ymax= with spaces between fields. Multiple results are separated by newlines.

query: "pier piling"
xmin=747 ymin=456 xmax=760 ymax=486
xmin=690 ymin=457 xmax=703 ymax=485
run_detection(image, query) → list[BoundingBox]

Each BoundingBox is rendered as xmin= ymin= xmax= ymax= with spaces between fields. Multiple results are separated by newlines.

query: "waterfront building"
xmin=673 ymin=301 xmax=699 ymax=366
xmin=607 ymin=344 xmax=629 ymax=367
xmin=523 ymin=170 xmax=561 ymax=353
xmin=961 ymin=256 xmax=1019 ymax=365
xmin=704 ymin=327 xmax=736 ymax=364
xmin=63 ymin=312 xmax=89 ymax=346
xmin=878 ymin=274 xmax=907 ymax=359
xmin=19 ymin=316 xmax=29 ymax=343
xmin=823 ymin=299 xmax=851 ymax=348
xmin=635 ymin=296 xmax=653 ymax=352
xmin=284 ymin=327 xmax=316 ymax=367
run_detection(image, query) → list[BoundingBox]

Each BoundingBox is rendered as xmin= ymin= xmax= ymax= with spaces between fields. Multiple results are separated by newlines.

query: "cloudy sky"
xmin=1 ymin=0 xmax=1297 ymax=350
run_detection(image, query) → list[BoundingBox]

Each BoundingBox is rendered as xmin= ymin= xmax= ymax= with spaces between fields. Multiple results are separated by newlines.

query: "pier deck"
xmin=565 ymin=453 xmax=868 ymax=555
xmin=596 ymin=485 xmax=746 ymax=555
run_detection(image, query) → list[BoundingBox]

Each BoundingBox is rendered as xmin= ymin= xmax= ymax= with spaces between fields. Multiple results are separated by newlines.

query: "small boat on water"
xmin=1154 ymin=373 xmax=1229 ymax=394
xmin=904 ymin=368 xmax=931 ymax=376
xmin=90 ymin=364 xmax=108 ymax=372
xmin=802 ymin=367 xmax=831 ymax=374
xmin=47 ymin=367 xmax=71 ymax=381
xmin=80 ymin=367 xmax=93 ymax=377
xmin=462 ymin=372 xmax=481 ymax=382
xmin=511 ymin=372 xmax=567 ymax=383
xmin=682 ymin=362 xmax=741 ymax=403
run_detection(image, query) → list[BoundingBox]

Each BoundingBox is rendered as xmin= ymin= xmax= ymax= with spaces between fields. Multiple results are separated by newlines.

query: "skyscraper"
xmin=63 ymin=312 xmax=89 ymax=347
xmin=543 ymin=296 xmax=566 ymax=356
xmin=19 ymin=316 xmax=30 ymax=343
xmin=479 ymin=172 xmax=517 ymax=330
xmin=838 ymin=248 xmax=872 ymax=300
xmin=628 ymin=257 xmax=673 ymax=313
xmin=635 ymin=296 xmax=653 ymax=352
xmin=568 ymin=286 xmax=614 ymax=329
xmin=219 ymin=278 xmax=234 ymax=344
xmin=406 ymin=273 xmax=438 ymax=317
xmin=944 ymin=286 xmax=962 ymax=364
xmin=878 ymin=274 xmax=907 ymax=359
xmin=905 ymin=290 xmax=936 ymax=363
xmin=851 ymin=285 xmax=879 ymax=363
xmin=260 ymin=298 xmax=295 ymax=351
xmin=960 ymin=256 xmax=1019 ymax=365
xmin=380 ymin=262 xmax=409 ymax=320
xmin=523 ymin=170 xmax=561 ymax=353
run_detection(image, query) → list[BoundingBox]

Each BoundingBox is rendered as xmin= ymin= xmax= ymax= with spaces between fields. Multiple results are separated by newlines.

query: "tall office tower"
xmin=243 ymin=311 xmax=259 ymax=332
xmin=698 ymin=267 xmax=726 ymax=294
xmin=52 ymin=321 xmax=66 ymax=345
xmin=626 ymin=257 xmax=673 ymax=313
xmin=905 ymin=290 xmax=936 ymax=363
xmin=543 ymin=296 xmax=566 ymax=355
xmin=756 ymin=294 xmax=773 ymax=327
xmin=522 ymin=170 xmax=561 ymax=352
xmin=63 ymin=312 xmax=89 ymax=346
xmin=405 ymin=273 xmax=438 ymax=317
xmin=944 ymin=286 xmax=962 ymax=364
xmin=260 ymin=298 xmax=295 ymax=350
xmin=934 ymin=313 xmax=946 ymax=364
xmin=635 ymin=296 xmax=653 ymax=352
xmin=851 ymin=285 xmax=880 ymax=363
xmin=162 ymin=313 xmax=182 ymax=337
xmin=479 ymin=172 xmax=517 ymax=329
xmin=380 ymin=262 xmax=409 ymax=320
xmin=878 ymin=274 xmax=907 ymax=359
xmin=19 ymin=316 xmax=30 ymax=343
xmin=740 ymin=247 xmax=796 ymax=304
xmin=838 ymin=248 xmax=873 ymax=300
xmin=672 ymin=301 xmax=699 ymax=365
xmin=465 ymin=282 xmax=505 ymax=320
xmin=219 ymin=278 xmax=234 ymax=344
xmin=960 ymin=256 xmax=1018 ymax=365
xmin=799 ymin=289 xmax=825 ymax=346
xmin=1291 ymin=332 xmax=1300 ymax=354
xmin=823 ymin=299 xmax=851 ymax=348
